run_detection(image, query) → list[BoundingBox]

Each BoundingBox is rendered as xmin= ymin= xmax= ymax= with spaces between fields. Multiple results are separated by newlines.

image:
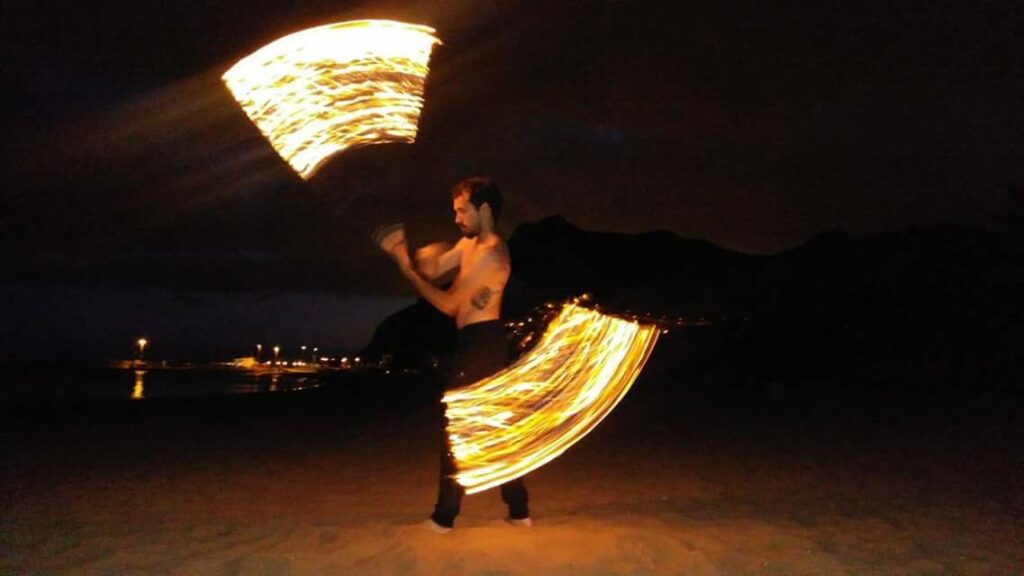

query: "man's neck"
xmin=473 ymin=228 xmax=500 ymax=245
xmin=479 ymin=220 xmax=503 ymax=240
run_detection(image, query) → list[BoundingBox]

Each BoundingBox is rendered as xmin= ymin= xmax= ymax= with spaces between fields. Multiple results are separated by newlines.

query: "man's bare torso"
xmin=452 ymin=236 xmax=510 ymax=329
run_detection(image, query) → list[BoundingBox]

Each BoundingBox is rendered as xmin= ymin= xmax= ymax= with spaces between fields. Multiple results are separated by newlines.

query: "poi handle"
xmin=370 ymin=222 xmax=406 ymax=252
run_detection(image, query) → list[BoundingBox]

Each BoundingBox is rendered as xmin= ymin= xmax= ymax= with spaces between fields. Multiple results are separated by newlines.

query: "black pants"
xmin=431 ymin=319 xmax=529 ymax=528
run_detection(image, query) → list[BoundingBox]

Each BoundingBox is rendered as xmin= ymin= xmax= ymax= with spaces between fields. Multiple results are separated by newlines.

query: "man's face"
xmin=453 ymin=192 xmax=481 ymax=238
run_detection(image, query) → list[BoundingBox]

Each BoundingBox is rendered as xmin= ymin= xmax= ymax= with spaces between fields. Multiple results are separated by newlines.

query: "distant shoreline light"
xmin=222 ymin=20 xmax=441 ymax=179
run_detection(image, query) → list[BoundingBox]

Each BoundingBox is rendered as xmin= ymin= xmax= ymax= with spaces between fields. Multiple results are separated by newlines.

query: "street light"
xmin=273 ymin=346 xmax=280 ymax=365
xmin=137 ymin=338 xmax=147 ymax=361
xmin=256 ymin=343 xmax=263 ymax=362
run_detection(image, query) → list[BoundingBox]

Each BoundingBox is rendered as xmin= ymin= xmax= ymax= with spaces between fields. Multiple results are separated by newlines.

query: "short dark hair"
xmin=452 ymin=176 xmax=502 ymax=225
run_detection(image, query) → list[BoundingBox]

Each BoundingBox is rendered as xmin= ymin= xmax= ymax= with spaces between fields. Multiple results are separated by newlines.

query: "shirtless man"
xmin=376 ymin=176 xmax=530 ymax=532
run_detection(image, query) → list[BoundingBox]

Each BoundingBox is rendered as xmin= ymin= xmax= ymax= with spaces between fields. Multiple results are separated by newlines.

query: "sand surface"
xmin=3 ymin=381 xmax=1022 ymax=575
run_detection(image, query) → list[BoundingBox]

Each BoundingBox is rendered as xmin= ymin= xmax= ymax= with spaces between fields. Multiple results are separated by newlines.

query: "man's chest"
xmin=457 ymin=243 xmax=509 ymax=283
xmin=459 ymin=245 xmax=485 ymax=272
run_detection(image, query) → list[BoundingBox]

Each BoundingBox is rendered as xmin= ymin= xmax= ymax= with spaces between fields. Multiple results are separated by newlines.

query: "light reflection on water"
xmin=5 ymin=363 xmax=445 ymax=405
xmin=133 ymin=370 xmax=146 ymax=400
xmin=124 ymin=369 xmax=323 ymax=400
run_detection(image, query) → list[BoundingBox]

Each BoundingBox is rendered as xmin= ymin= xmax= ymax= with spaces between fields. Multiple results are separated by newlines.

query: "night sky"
xmin=2 ymin=0 xmax=1022 ymax=359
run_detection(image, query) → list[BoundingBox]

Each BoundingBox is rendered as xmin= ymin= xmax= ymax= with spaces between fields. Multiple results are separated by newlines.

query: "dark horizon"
xmin=7 ymin=214 xmax=1015 ymax=372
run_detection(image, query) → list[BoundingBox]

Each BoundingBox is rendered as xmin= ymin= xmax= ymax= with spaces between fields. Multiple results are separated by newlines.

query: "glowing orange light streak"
xmin=444 ymin=304 xmax=660 ymax=494
xmin=222 ymin=20 xmax=440 ymax=179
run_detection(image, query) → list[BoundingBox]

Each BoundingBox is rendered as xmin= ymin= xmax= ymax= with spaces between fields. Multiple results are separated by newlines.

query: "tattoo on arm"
xmin=471 ymin=286 xmax=492 ymax=310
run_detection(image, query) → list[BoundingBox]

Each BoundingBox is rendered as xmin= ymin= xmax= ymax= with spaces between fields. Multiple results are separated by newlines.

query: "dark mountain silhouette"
xmin=361 ymin=298 xmax=456 ymax=370
xmin=503 ymin=215 xmax=760 ymax=319
xmin=362 ymin=216 xmax=1023 ymax=400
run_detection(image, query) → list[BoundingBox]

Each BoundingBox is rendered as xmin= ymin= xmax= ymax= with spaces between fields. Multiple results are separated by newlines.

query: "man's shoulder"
xmin=472 ymin=240 xmax=510 ymax=272
xmin=485 ymin=238 xmax=510 ymax=260
xmin=453 ymin=237 xmax=471 ymax=251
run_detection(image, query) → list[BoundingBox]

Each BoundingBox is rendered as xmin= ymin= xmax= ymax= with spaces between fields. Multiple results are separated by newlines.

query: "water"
xmin=1 ymin=365 xmax=327 ymax=404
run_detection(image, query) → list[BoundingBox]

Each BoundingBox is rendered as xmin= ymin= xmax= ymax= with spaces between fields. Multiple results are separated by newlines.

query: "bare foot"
xmin=422 ymin=518 xmax=452 ymax=534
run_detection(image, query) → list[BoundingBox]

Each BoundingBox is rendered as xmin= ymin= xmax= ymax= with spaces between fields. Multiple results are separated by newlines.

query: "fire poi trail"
xmin=222 ymin=20 xmax=440 ymax=179
xmin=444 ymin=304 xmax=661 ymax=494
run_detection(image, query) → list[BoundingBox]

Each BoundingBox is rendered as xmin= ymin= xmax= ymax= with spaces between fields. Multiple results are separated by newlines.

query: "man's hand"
xmin=371 ymin=222 xmax=413 ymax=270
xmin=388 ymin=238 xmax=412 ymax=270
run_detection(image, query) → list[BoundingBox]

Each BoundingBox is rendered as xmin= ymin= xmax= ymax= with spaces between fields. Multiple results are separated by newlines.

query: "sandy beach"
xmin=3 ymin=373 xmax=1021 ymax=575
